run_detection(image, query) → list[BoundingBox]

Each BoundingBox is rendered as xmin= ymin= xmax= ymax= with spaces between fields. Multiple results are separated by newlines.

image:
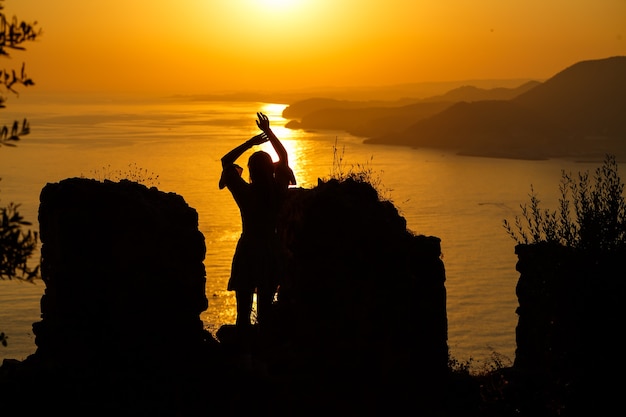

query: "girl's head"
xmin=248 ymin=151 xmax=274 ymax=184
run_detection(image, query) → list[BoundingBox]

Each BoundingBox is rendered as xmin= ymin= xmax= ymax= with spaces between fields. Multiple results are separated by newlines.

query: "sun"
xmin=228 ymin=0 xmax=315 ymax=32
xmin=195 ymin=0 xmax=329 ymax=62
xmin=249 ymin=0 xmax=307 ymax=16
xmin=257 ymin=0 xmax=302 ymax=11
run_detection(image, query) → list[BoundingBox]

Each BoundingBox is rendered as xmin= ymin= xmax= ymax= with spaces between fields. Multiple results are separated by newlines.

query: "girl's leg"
xmin=235 ymin=290 xmax=254 ymax=328
xmin=256 ymin=287 xmax=275 ymax=330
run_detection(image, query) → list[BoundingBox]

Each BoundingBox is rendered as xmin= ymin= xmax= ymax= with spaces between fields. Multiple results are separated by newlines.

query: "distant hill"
xmin=365 ymin=100 xmax=570 ymax=159
xmin=282 ymin=97 xmax=417 ymax=120
xmin=512 ymin=56 xmax=626 ymax=138
xmin=282 ymin=56 xmax=626 ymax=160
xmin=283 ymin=82 xmax=538 ymax=138
xmin=420 ymin=81 xmax=540 ymax=103
xmin=366 ymin=56 xmax=626 ymax=159
xmin=285 ymin=101 xmax=454 ymax=137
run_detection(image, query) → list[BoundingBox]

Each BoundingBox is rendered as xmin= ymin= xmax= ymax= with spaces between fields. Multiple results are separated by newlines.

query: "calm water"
xmin=0 ymin=92 xmax=614 ymax=367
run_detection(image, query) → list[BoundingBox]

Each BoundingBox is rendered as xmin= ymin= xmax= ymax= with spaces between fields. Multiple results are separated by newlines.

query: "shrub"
xmin=82 ymin=163 xmax=160 ymax=187
xmin=503 ymin=154 xmax=626 ymax=251
xmin=0 ymin=200 xmax=39 ymax=281
xmin=328 ymin=138 xmax=391 ymax=201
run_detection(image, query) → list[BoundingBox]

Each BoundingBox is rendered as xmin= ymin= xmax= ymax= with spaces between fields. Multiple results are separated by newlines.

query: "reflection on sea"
xmin=258 ymin=103 xmax=317 ymax=188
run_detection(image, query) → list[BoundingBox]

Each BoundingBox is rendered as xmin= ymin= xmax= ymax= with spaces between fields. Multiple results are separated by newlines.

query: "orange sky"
xmin=5 ymin=0 xmax=626 ymax=95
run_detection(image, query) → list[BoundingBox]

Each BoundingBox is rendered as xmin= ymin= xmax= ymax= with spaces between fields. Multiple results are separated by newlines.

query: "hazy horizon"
xmin=10 ymin=76 xmax=541 ymax=105
xmin=5 ymin=0 xmax=625 ymax=96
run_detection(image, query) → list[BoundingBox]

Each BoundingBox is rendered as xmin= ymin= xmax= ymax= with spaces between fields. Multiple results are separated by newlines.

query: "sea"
xmin=0 ymin=91 xmax=617 ymax=369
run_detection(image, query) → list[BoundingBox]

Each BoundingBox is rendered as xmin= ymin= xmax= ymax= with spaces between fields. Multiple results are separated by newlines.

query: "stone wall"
xmin=272 ymin=178 xmax=449 ymax=410
xmin=33 ymin=177 xmax=209 ymax=374
xmin=514 ymin=242 xmax=625 ymax=379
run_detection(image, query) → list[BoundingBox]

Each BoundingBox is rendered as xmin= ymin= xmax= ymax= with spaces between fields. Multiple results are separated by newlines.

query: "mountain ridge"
xmin=283 ymin=56 xmax=626 ymax=160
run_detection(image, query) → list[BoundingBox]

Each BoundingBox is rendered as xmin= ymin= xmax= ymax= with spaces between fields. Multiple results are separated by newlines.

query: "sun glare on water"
xmin=255 ymin=103 xmax=313 ymax=185
xmin=258 ymin=104 xmax=303 ymax=144
xmin=260 ymin=103 xmax=288 ymax=117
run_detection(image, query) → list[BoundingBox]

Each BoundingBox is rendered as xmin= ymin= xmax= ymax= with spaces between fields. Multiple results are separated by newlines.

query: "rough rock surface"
xmin=33 ymin=178 xmax=209 ymax=371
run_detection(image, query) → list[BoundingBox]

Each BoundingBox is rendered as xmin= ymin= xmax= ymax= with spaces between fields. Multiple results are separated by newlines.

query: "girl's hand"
xmin=256 ymin=112 xmax=271 ymax=133
xmin=248 ymin=133 xmax=268 ymax=146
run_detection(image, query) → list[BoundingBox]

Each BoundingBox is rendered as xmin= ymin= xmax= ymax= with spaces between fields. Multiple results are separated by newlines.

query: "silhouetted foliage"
xmin=503 ymin=154 xmax=626 ymax=251
xmin=0 ymin=117 xmax=28 ymax=146
xmin=328 ymin=138 xmax=391 ymax=201
xmin=82 ymin=163 xmax=161 ymax=188
xmin=0 ymin=0 xmax=41 ymax=282
xmin=0 ymin=1 xmax=41 ymax=348
xmin=0 ymin=0 xmax=39 ymax=147
xmin=0 ymin=200 xmax=38 ymax=281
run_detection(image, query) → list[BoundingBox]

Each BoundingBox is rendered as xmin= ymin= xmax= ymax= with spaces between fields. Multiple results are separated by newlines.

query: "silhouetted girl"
xmin=219 ymin=112 xmax=296 ymax=331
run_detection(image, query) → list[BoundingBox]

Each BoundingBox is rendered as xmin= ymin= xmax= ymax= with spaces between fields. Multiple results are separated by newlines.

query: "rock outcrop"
xmin=33 ymin=178 xmax=209 ymax=371
xmin=270 ymin=178 xmax=449 ymax=414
